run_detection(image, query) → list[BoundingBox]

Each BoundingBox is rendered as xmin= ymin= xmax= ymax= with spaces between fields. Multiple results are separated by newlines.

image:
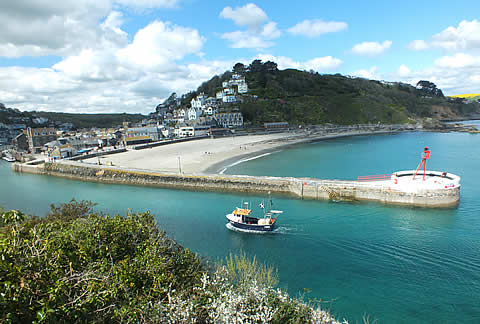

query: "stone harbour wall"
xmin=13 ymin=161 xmax=460 ymax=208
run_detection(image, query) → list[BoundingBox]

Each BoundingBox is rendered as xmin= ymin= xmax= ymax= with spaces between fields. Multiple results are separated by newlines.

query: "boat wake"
xmin=219 ymin=151 xmax=281 ymax=174
xmin=273 ymin=225 xmax=305 ymax=234
xmin=225 ymin=223 xmax=304 ymax=235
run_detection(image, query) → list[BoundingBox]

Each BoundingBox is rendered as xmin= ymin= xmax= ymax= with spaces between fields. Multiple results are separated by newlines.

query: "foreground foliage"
xmin=1 ymin=200 xmax=344 ymax=323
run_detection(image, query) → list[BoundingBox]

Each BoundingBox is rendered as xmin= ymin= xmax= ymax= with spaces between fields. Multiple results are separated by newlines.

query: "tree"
xmin=416 ymin=80 xmax=444 ymax=97
xmin=232 ymin=62 xmax=246 ymax=75
xmin=263 ymin=60 xmax=278 ymax=72
xmin=164 ymin=92 xmax=177 ymax=105
xmin=249 ymin=59 xmax=264 ymax=73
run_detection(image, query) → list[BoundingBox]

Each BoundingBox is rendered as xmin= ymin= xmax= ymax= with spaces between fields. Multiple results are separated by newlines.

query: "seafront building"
xmin=26 ymin=127 xmax=58 ymax=153
xmin=215 ymin=112 xmax=243 ymax=128
xmin=123 ymin=126 xmax=163 ymax=145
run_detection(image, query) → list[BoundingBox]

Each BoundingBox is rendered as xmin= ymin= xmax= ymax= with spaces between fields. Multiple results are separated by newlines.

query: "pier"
xmin=13 ymin=161 xmax=460 ymax=208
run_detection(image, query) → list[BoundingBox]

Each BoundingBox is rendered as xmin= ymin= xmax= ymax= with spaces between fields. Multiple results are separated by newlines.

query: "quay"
xmin=13 ymin=161 xmax=460 ymax=208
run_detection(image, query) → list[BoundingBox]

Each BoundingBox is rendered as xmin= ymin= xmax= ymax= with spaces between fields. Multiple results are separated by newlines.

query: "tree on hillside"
xmin=416 ymin=80 xmax=444 ymax=97
xmin=165 ymin=92 xmax=177 ymax=105
xmin=264 ymin=60 xmax=278 ymax=72
xmin=233 ymin=62 xmax=247 ymax=75
xmin=249 ymin=59 xmax=264 ymax=73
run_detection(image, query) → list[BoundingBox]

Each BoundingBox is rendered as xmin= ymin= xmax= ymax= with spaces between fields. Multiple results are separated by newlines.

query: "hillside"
xmin=0 ymin=103 xmax=145 ymax=129
xmin=194 ymin=61 xmax=480 ymax=125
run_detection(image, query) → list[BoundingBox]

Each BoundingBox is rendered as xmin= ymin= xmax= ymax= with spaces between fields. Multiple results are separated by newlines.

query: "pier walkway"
xmin=13 ymin=161 xmax=460 ymax=208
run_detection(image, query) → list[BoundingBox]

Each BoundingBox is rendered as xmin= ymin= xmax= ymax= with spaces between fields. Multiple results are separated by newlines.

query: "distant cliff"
xmin=0 ymin=103 xmax=144 ymax=129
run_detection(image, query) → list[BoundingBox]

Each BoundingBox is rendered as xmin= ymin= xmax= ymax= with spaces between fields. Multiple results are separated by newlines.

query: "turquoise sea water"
xmin=1 ymin=127 xmax=480 ymax=323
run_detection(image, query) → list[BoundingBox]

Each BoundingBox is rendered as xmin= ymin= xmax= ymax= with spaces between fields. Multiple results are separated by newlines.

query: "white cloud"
xmin=409 ymin=20 xmax=480 ymax=52
xmin=220 ymin=3 xmax=268 ymax=31
xmin=408 ymin=40 xmax=429 ymax=51
xmin=187 ymin=60 xmax=237 ymax=83
xmin=221 ymin=31 xmax=275 ymax=49
xmin=0 ymin=15 xmax=222 ymax=114
xmin=256 ymin=54 xmax=343 ymax=72
xmin=351 ymin=66 xmax=378 ymax=79
xmin=0 ymin=0 xmax=182 ymax=58
xmin=304 ymin=57 xmax=343 ymax=71
xmin=434 ymin=53 xmax=480 ymax=68
xmin=288 ymin=19 xmax=347 ymax=37
xmin=392 ymin=56 xmax=480 ymax=95
xmin=402 ymin=20 xmax=480 ymax=94
xmin=219 ymin=3 xmax=281 ymax=49
xmin=397 ymin=64 xmax=411 ymax=77
xmin=114 ymin=0 xmax=180 ymax=9
xmin=0 ymin=0 xmax=109 ymax=57
xmin=431 ymin=19 xmax=480 ymax=51
xmin=221 ymin=21 xmax=281 ymax=49
xmin=351 ymin=40 xmax=392 ymax=56
xmin=117 ymin=21 xmax=205 ymax=68
xmin=262 ymin=22 xmax=281 ymax=39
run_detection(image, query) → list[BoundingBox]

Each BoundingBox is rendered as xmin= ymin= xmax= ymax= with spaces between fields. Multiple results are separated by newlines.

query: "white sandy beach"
xmin=82 ymin=127 xmax=405 ymax=174
xmin=84 ymin=133 xmax=303 ymax=174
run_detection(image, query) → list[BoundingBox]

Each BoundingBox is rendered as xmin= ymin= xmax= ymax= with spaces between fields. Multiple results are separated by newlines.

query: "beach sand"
xmin=82 ymin=127 xmax=403 ymax=174
xmin=84 ymin=133 xmax=304 ymax=174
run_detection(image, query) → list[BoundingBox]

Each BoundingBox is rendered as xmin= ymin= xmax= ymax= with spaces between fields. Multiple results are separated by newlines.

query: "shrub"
xmin=0 ymin=202 xmax=344 ymax=323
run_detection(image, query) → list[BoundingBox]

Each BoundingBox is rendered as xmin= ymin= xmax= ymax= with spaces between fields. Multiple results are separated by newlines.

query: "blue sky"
xmin=0 ymin=0 xmax=479 ymax=114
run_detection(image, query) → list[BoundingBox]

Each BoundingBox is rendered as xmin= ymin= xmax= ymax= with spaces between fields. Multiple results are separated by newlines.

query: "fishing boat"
xmin=1 ymin=150 xmax=15 ymax=162
xmin=226 ymin=199 xmax=283 ymax=233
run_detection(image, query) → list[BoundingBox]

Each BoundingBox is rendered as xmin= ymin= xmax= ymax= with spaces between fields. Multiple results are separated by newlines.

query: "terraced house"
xmin=215 ymin=112 xmax=243 ymax=128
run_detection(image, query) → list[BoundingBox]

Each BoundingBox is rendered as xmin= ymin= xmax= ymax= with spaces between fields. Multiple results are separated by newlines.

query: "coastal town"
xmin=0 ymin=71 xmax=250 ymax=162
xmin=2 ymin=66 xmax=478 ymax=166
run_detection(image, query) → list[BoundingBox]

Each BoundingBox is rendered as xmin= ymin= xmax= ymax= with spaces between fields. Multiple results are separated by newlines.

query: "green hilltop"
xmin=189 ymin=60 xmax=480 ymax=125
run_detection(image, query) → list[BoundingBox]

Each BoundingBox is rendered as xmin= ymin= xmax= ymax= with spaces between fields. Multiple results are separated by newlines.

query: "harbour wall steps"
xmin=13 ymin=162 xmax=460 ymax=208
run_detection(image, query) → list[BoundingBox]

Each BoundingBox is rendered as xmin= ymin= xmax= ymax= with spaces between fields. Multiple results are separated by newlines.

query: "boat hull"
xmin=2 ymin=156 xmax=15 ymax=162
xmin=228 ymin=220 xmax=274 ymax=232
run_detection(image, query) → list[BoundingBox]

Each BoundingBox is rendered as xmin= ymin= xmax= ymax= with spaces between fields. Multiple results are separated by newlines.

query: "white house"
xmin=205 ymin=97 xmax=217 ymax=106
xmin=191 ymin=93 xmax=207 ymax=109
xmin=223 ymin=95 xmax=237 ymax=103
xmin=175 ymin=126 xmax=195 ymax=138
xmin=187 ymin=107 xmax=202 ymax=121
xmin=175 ymin=108 xmax=186 ymax=118
xmin=237 ymin=82 xmax=248 ymax=94
xmin=224 ymin=88 xmax=235 ymax=95
xmin=203 ymin=106 xmax=215 ymax=116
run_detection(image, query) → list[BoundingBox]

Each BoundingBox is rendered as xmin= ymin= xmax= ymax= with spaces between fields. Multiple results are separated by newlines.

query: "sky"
xmin=0 ymin=0 xmax=479 ymax=114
